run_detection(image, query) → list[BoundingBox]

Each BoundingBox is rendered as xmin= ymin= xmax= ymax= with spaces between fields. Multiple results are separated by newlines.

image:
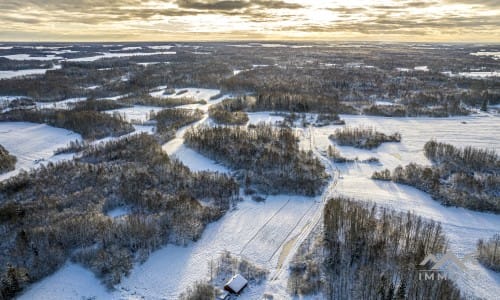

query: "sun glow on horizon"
xmin=0 ymin=0 xmax=499 ymax=42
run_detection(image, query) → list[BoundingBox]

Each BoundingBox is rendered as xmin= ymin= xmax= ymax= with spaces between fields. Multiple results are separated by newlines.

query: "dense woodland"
xmin=208 ymin=98 xmax=249 ymax=125
xmin=0 ymin=134 xmax=239 ymax=299
xmin=0 ymin=145 xmax=16 ymax=174
xmin=184 ymin=124 xmax=327 ymax=195
xmin=477 ymin=234 xmax=500 ymax=272
xmin=119 ymin=94 xmax=206 ymax=108
xmin=152 ymin=108 xmax=204 ymax=143
xmin=372 ymin=141 xmax=499 ymax=213
xmin=330 ymin=126 xmax=401 ymax=149
xmin=288 ymin=197 xmax=462 ymax=299
xmin=0 ymin=108 xmax=134 ymax=140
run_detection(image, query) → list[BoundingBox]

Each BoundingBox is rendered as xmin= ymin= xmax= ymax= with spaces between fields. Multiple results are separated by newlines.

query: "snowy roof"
xmin=225 ymin=274 xmax=248 ymax=294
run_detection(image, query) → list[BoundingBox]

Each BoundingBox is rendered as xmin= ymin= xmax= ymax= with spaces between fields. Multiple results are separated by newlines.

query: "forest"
xmin=184 ymin=123 xmax=327 ymax=196
xmin=208 ymin=98 xmax=249 ymax=125
xmin=152 ymin=108 xmax=204 ymax=143
xmin=0 ymin=145 xmax=16 ymax=174
xmin=477 ymin=234 xmax=500 ymax=272
xmin=329 ymin=126 xmax=401 ymax=149
xmin=0 ymin=108 xmax=134 ymax=140
xmin=372 ymin=141 xmax=499 ymax=213
xmin=0 ymin=134 xmax=239 ymax=299
xmin=288 ymin=197 xmax=462 ymax=299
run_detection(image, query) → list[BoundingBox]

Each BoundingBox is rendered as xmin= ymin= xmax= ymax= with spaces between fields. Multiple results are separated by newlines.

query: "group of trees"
xmin=288 ymin=197 xmax=462 ymax=299
xmin=0 ymin=108 xmax=134 ymax=140
xmin=0 ymin=145 xmax=16 ymax=174
xmin=119 ymin=94 xmax=206 ymax=108
xmin=477 ymin=234 xmax=500 ymax=272
xmin=330 ymin=126 xmax=401 ymax=149
xmin=0 ymin=134 xmax=239 ymax=298
xmin=208 ymin=98 xmax=249 ymax=125
xmin=326 ymin=145 xmax=379 ymax=164
xmin=184 ymin=123 xmax=328 ymax=195
xmin=151 ymin=108 xmax=204 ymax=143
xmin=372 ymin=140 xmax=499 ymax=213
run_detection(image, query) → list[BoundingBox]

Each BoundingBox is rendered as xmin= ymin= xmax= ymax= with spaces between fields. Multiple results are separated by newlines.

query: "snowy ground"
xmin=0 ymin=122 xmax=82 ymax=181
xmin=16 ymin=110 xmax=500 ymax=300
xmin=311 ymin=114 xmax=500 ymax=299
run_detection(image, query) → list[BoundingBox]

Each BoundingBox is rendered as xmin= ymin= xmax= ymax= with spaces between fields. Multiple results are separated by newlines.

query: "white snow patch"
xmin=66 ymin=51 xmax=176 ymax=62
xmin=0 ymin=65 xmax=61 ymax=79
xmin=1 ymin=54 xmax=62 ymax=61
xmin=19 ymin=263 xmax=109 ymax=300
xmin=0 ymin=122 xmax=82 ymax=181
xmin=104 ymin=105 xmax=163 ymax=123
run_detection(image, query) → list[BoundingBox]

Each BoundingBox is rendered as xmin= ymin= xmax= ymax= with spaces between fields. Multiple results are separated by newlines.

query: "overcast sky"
xmin=1 ymin=0 xmax=499 ymax=42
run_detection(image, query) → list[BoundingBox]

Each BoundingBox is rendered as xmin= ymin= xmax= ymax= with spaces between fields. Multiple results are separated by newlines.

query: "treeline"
xmin=185 ymin=124 xmax=328 ymax=195
xmin=0 ymin=108 xmax=134 ymax=140
xmin=372 ymin=141 xmax=499 ymax=213
xmin=288 ymin=197 xmax=462 ymax=299
xmin=70 ymin=99 xmax=129 ymax=112
xmin=208 ymin=98 xmax=249 ymax=125
xmin=152 ymin=108 xmax=204 ymax=143
xmin=119 ymin=94 xmax=206 ymax=108
xmin=0 ymin=134 xmax=239 ymax=298
xmin=477 ymin=234 xmax=500 ymax=272
xmin=326 ymin=145 xmax=379 ymax=164
xmin=0 ymin=145 xmax=16 ymax=174
xmin=363 ymin=95 xmax=469 ymax=118
xmin=330 ymin=126 xmax=401 ymax=149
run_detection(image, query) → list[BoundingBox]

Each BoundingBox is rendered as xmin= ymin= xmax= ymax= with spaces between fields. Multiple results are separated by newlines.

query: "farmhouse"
xmin=224 ymin=274 xmax=248 ymax=294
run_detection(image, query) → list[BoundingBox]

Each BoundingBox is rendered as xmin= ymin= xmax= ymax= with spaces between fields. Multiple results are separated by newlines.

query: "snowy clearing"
xmin=0 ymin=122 xmax=81 ymax=181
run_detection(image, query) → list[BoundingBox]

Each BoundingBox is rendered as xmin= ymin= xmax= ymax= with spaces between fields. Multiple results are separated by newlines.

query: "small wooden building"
xmin=224 ymin=274 xmax=248 ymax=294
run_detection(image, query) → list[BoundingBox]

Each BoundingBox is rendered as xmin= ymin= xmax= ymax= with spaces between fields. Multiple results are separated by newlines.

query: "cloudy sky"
xmin=1 ymin=0 xmax=499 ymax=42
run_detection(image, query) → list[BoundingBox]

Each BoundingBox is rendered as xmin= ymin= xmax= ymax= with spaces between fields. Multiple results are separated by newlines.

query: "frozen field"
xmin=0 ymin=122 xmax=81 ymax=181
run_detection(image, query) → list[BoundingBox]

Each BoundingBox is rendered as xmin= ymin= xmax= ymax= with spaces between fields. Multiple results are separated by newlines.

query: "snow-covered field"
xmin=311 ymin=114 xmax=500 ymax=299
xmin=0 ymin=64 xmax=61 ymax=79
xmin=15 ymin=109 xmax=500 ymax=300
xmin=0 ymin=122 xmax=81 ymax=181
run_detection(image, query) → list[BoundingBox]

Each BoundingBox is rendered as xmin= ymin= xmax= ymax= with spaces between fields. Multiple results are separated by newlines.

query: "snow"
xmin=104 ymin=105 xmax=163 ymax=123
xmin=1 ymin=54 xmax=62 ymax=61
xmin=442 ymin=71 xmax=500 ymax=78
xmin=107 ymin=207 xmax=130 ymax=218
xmin=169 ymin=145 xmax=229 ymax=173
xmin=66 ymin=51 xmax=176 ymax=62
xmin=310 ymin=114 xmax=500 ymax=299
xmin=111 ymin=194 xmax=320 ymax=299
xmin=19 ymin=263 xmax=109 ymax=300
xmin=13 ymin=109 xmax=500 ymax=299
xmin=414 ymin=65 xmax=429 ymax=71
xmin=36 ymin=97 xmax=87 ymax=110
xmin=470 ymin=51 xmax=500 ymax=60
xmin=0 ymin=122 xmax=82 ymax=181
xmin=246 ymin=112 xmax=284 ymax=125
xmin=226 ymin=274 xmax=248 ymax=293
xmin=0 ymin=65 xmax=61 ymax=79
xmin=148 ymin=45 xmax=173 ymax=50
xmin=150 ymin=87 xmax=220 ymax=102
